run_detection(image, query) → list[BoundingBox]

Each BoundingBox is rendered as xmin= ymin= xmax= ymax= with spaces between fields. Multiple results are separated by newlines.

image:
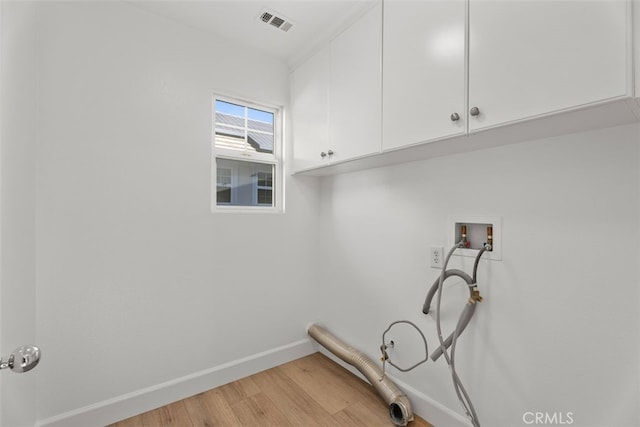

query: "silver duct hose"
xmin=307 ymin=324 xmax=414 ymax=426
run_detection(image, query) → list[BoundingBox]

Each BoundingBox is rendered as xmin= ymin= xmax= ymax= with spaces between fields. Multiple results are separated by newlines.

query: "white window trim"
xmin=211 ymin=93 xmax=284 ymax=213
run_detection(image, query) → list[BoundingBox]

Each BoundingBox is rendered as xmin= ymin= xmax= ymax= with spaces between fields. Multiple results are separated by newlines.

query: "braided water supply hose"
xmin=427 ymin=243 xmax=488 ymax=427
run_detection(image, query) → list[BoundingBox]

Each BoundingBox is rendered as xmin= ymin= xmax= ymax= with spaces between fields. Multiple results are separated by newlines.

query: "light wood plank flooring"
xmin=109 ymin=352 xmax=433 ymax=427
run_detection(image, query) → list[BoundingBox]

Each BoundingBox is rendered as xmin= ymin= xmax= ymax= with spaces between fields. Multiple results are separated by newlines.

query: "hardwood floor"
xmin=109 ymin=352 xmax=433 ymax=427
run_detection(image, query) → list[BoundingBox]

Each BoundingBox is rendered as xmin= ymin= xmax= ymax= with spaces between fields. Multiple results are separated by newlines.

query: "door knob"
xmin=450 ymin=112 xmax=460 ymax=122
xmin=0 ymin=345 xmax=41 ymax=373
xmin=327 ymin=150 xmax=334 ymax=156
xmin=320 ymin=151 xmax=327 ymax=158
xmin=470 ymin=107 xmax=480 ymax=117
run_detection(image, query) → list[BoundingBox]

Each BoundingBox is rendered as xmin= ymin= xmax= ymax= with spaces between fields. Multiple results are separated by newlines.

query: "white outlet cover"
xmin=430 ymin=246 xmax=444 ymax=268
xmin=447 ymin=214 xmax=502 ymax=261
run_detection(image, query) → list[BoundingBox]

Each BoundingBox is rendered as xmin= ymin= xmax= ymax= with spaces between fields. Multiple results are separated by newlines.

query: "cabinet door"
xmin=291 ymin=45 xmax=330 ymax=172
xmin=469 ymin=0 xmax=630 ymax=132
xmin=329 ymin=3 xmax=382 ymax=163
xmin=382 ymin=0 xmax=466 ymax=151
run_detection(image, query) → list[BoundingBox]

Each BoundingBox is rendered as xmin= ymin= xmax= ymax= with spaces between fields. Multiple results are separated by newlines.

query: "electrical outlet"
xmin=430 ymin=246 xmax=444 ymax=268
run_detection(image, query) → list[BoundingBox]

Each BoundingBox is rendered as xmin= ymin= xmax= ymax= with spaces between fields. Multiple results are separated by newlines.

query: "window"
xmin=216 ymin=167 xmax=232 ymax=204
xmin=212 ymin=95 xmax=282 ymax=211
xmin=256 ymin=171 xmax=273 ymax=205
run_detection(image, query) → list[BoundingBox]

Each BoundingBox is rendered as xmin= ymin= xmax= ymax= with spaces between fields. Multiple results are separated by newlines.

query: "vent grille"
xmin=260 ymin=12 xmax=273 ymax=23
xmin=270 ymin=16 xmax=285 ymax=28
xmin=258 ymin=9 xmax=294 ymax=33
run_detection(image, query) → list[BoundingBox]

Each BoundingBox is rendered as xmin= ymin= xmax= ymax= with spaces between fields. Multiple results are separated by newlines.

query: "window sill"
xmin=211 ymin=205 xmax=284 ymax=214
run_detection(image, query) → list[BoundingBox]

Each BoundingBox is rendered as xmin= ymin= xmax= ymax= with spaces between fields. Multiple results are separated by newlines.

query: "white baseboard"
xmin=391 ymin=376 xmax=472 ymax=427
xmin=317 ymin=347 xmax=471 ymax=427
xmin=36 ymin=339 xmax=319 ymax=427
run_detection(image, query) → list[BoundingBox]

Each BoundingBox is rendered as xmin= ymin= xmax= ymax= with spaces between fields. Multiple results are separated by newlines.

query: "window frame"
xmin=211 ymin=94 xmax=283 ymax=213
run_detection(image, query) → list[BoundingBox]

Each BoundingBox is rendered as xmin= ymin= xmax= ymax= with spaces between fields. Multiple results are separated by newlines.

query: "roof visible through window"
xmin=214 ymin=100 xmax=274 ymax=154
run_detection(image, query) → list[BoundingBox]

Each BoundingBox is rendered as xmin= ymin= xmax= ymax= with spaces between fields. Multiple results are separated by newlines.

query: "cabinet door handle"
xmin=320 ymin=151 xmax=327 ymax=158
xmin=450 ymin=112 xmax=460 ymax=122
xmin=327 ymin=150 xmax=334 ymax=156
xmin=470 ymin=107 xmax=480 ymax=117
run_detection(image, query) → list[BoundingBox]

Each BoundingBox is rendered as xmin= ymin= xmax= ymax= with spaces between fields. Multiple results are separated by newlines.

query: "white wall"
xmin=317 ymin=123 xmax=640 ymax=427
xmin=34 ymin=1 xmax=320 ymax=422
xmin=0 ymin=2 xmax=38 ymax=426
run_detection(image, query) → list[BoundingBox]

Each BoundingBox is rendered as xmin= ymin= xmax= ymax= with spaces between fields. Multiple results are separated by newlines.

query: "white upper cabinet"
xmin=382 ymin=0 xmax=466 ymax=151
xmin=291 ymin=45 xmax=330 ymax=172
xmin=291 ymin=3 xmax=382 ymax=173
xmin=382 ymin=0 xmax=631 ymax=151
xmin=329 ymin=3 xmax=382 ymax=163
xmin=468 ymin=0 xmax=630 ymax=131
xmin=294 ymin=0 xmax=635 ymax=174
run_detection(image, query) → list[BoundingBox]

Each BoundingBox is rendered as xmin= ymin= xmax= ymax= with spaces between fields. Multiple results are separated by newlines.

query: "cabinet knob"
xmin=470 ymin=107 xmax=480 ymax=117
xmin=320 ymin=151 xmax=327 ymax=158
xmin=450 ymin=112 xmax=460 ymax=122
xmin=327 ymin=150 xmax=334 ymax=156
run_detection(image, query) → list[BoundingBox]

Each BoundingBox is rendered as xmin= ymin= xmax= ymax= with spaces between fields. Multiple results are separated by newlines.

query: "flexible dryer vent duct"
xmin=307 ymin=324 xmax=413 ymax=426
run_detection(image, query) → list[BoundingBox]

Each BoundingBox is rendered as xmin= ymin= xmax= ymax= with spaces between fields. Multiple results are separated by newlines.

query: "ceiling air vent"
xmin=258 ymin=9 xmax=294 ymax=33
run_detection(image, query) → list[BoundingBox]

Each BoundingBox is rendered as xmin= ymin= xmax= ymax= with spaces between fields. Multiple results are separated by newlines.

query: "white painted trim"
xmin=317 ymin=347 xmax=472 ymax=427
xmin=390 ymin=375 xmax=472 ymax=427
xmin=211 ymin=92 xmax=284 ymax=214
xmin=36 ymin=339 xmax=319 ymax=427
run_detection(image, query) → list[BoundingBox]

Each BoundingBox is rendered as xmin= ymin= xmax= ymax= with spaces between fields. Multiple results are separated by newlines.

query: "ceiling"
xmin=130 ymin=0 xmax=375 ymax=69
